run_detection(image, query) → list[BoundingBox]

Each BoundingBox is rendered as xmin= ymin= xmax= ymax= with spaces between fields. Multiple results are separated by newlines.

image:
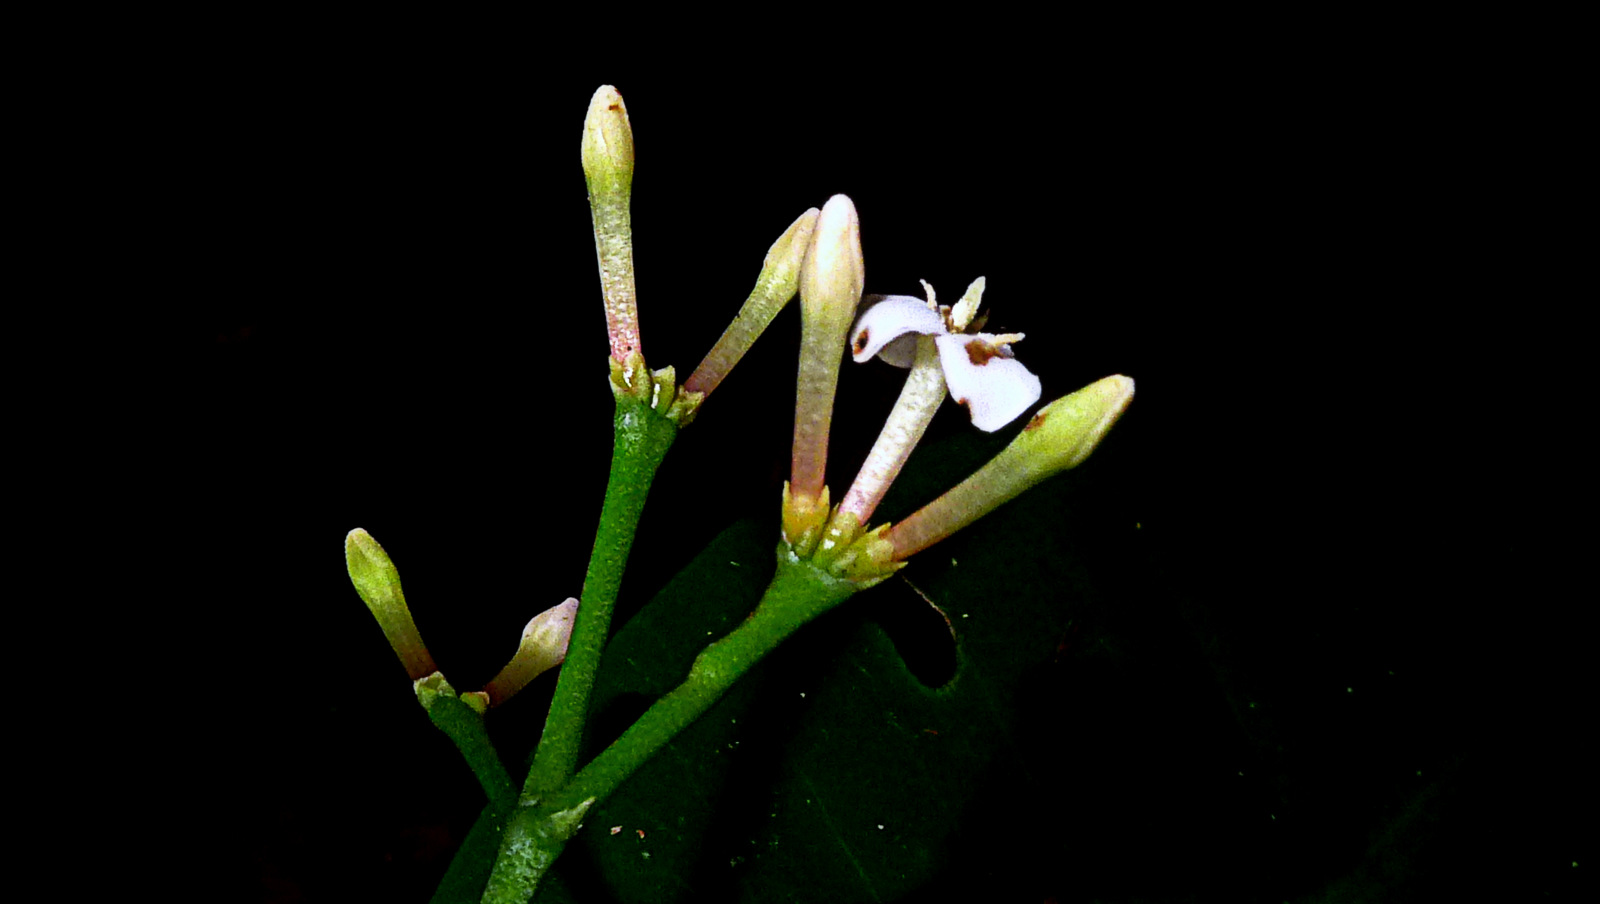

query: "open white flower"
xmin=848 ymin=278 xmax=1041 ymax=432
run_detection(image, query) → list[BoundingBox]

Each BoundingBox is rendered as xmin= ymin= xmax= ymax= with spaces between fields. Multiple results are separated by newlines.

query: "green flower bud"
xmin=886 ymin=375 xmax=1135 ymax=559
xmin=345 ymin=528 xmax=436 ymax=680
xmin=685 ymin=208 xmax=821 ymax=397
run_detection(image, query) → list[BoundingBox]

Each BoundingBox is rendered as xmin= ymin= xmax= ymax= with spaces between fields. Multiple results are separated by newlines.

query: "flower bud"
xmin=791 ymin=195 xmax=864 ymax=503
xmin=581 ymin=84 xmax=634 ymax=194
xmin=799 ymin=195 xmax=864 ymax=328
xmin=345 ymin=528 xmax=436 ymax=680
xmin=886 ymin=375 xmax=1135 ymax=559
xmin=685 ymin=208 xmax=820 ymax=397
xmin=582 ymin=85 xmax=641 ymax=362
xmin=483 ymin=597 xmax=580 ymax=707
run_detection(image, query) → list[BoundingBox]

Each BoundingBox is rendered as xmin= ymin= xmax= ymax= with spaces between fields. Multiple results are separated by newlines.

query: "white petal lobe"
xmin=850 ymin=295 xmax=948 ymax=365
xmin=935 ymin=334 xmax=1043 ymax=432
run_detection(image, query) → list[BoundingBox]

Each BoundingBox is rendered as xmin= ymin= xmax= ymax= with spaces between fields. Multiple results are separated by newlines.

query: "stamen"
xmin=948 ymin=277 xmax=986 ymax=332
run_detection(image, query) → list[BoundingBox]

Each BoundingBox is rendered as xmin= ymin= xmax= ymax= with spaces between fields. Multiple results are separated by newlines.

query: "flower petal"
xmin=935 ymin=333 xmax=1043 ymax=432
xmin=850 ymin=295 xmax=947 ymax=365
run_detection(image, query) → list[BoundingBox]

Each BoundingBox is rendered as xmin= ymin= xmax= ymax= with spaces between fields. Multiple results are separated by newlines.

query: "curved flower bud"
xmin=685 ymin=207 xmax=821 ymax=397
xmin=483 ymin=597 xmax=580 ymax=707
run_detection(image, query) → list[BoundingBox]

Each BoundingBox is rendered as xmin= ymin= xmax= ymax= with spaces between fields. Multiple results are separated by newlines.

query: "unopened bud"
xmin=346 ymin=529 xmax=436 ymax=680
xmin=886 ymin=375 xmax=1135 ymax=560
xmin=791 ymin=195 xmax=865 ymax=502
xmin=583 ymin=85 xmax=641 ymax=362
xmin=1008 ymin=374 xmax=1136 ymax=475
xmin=581 ymin=85 xmax=634 ymax=193
xmin=483 ymin=597 xmax=580 ymax=706
xmin=685 ymin=208 xmax=820 ymax=397
xmin=798 ymin=195 xmax=865 ymax=345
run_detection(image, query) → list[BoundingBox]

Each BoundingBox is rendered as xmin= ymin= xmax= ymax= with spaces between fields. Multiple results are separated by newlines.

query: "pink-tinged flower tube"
xmin=837 ymin=332 xmax=946 ymax=524
xmin=582 ymin=85 xmax=640 ymax=363
xmin=785 ymin=194 xmax=864 ymax=547
xmin=849 ymin=277 xmax=1041 ymax=432
xmin=885 ymin=374 xmax=1135 ymax=560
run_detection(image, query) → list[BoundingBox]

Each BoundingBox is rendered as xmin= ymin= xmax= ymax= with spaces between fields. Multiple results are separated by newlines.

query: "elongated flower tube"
xmin=345 ymin=528 xmax=437 ymax=680
xmin=785 ymin=194 xmax=864 ymax=548
xmin=885 ymin=374 xmax=1136 ymax=559
xmin=685 ymin=208 xmax=820 ymax=398
xmin=582 ymin=85 xmax=640 ymax=363
xmin=482 ymin=597 xmax=580 ymax=707
xmin=837 ymin=333 xmax=946 ymax=523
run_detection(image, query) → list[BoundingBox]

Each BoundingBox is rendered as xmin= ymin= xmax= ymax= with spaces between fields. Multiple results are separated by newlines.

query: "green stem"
xmin=558 ymin=554 xmax=856 ymax=811
xmin=421 ymin=691 xmax=518 ymax=816
xmin=522 ymin=391 xmax=678 ymax=800
xmin=479 ymin=551 xmax=861 ymax=903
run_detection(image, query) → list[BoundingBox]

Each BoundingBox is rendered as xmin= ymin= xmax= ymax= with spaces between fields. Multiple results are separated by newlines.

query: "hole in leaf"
xmin=867 ymin=577 xmax=958 ymax=688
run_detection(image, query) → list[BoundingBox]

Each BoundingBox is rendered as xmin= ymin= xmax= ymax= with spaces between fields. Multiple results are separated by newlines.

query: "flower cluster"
xmin=348 ymin=82 xmax=1132 ymax=719
xmin=347 ymin=86 xmax=1136 ymax=902
xmin=780 ymin=194 xmax=1133 ymax=586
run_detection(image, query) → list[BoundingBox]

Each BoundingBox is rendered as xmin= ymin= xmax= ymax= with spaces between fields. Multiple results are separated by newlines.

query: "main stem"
xmin=522 ymin=392 xmax=677 ymax=801
xmin=480 ymin=551 xmax=862 ymax=903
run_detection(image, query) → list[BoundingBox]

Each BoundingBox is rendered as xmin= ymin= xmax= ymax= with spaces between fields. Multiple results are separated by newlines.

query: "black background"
xmin=142 ymin=32 xmax=1582 ymax=903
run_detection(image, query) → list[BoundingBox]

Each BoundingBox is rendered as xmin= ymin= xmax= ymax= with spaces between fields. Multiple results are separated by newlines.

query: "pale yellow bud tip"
xmin=582 ymin=85 xmax=634 ymax=187
xmin=800 ymin=194 xmax=864 ymax=320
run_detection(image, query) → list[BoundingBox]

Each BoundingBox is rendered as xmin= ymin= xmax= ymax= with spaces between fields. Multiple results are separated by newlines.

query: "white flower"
xmin=848 ymin=278 xmax=1042 ymax=432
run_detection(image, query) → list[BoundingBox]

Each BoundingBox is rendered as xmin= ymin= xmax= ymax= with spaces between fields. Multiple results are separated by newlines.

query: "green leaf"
xmin=564 ymin=516 xmax=776 ymax=903
xmin=732 ymin=489 xmax=1089 ymax=902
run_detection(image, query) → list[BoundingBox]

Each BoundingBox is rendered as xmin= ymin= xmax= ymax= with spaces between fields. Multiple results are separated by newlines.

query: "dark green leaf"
xmin=542 ymin=428 xmax=1118 ymax=902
